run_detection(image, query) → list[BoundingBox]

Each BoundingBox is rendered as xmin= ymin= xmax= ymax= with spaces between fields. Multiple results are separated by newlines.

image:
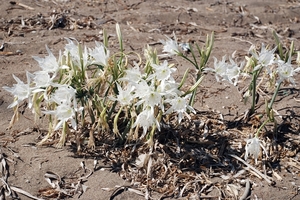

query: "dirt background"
xmin=0 ymin=0 xmax=300 ymax=199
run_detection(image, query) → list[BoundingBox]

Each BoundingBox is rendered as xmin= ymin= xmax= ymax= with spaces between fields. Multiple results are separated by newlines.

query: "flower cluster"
xmin=159 ymin=32 xmax=214 ymax=106
xmin=3 ymin=24 xmax=197 ymax=148
xmin=4 ymin=25 xmax=298 ymax=166
xmin=160 ymin=31 xmax=299 ymax=164
xmin=206 ymin=38 xmax=300 ymax=164
xmin=116 ymin=59 xmax=195 ymax=137
xmin=207 ymin=42 xmax=300 ymax=87
xmin=3 ymin=39 xmax=110 ymax=131
xmin=204 ymin=55 xmax=245 ymax=86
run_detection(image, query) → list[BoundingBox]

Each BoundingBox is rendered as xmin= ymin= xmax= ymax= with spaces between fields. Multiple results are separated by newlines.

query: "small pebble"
xmin=240 ymin=179 xmax=246 ymax=185
xmin=291 ymin=182 xmax=296 ymax=186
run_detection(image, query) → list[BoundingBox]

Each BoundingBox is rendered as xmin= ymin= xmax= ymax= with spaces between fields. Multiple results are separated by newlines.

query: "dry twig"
xmin=239 ymin=179 xmax=250 ymax=200
xmin=229 ymin=154 xmax=274 ymax=185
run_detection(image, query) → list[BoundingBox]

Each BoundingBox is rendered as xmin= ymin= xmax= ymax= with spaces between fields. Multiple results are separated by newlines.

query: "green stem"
xmin=268 ymin=82 xmax=281 ymax=110
xmin=187 ymin=45 xmax=199 ymax=70
xmin=113 ymin=105 xmax=123 ymax=137
xmin=251 ymin=71 xmax=257 ymax=114
xmin=255 ymin=118 xmax=270 ymax=138
xmin=189 ymin=73 xmax=201 ymax=106
xmin=255 ymin=82 xmax=281 ymax=138
xmin=179 ymin=52 xmax=198 ymax=70
xmin=250 ymin=67 xmax=262 ymax=114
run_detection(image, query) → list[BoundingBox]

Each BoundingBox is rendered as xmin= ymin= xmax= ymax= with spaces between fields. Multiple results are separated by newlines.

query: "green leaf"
xmin=273 ymin=31 xmax=284 ymax=60
xmin=178 ymin=68 xmax=190 ymax=89
xmin=183 ymin=75 xmax=204 ymax=96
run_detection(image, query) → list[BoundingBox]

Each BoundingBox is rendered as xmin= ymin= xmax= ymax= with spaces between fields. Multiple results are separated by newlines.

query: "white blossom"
xmin=205 ymin=56 xmax=244 ymax=86
xmin=113 ymin=83 xmax=135 ymax=106
xmin=121 ymin=62 xmax=143 ymax=83
xmin=64 ymin=38 xmax=90 ymax=68
xmin=3 ymin=71 xmax=33 ymax=108
xmin=89 ymin=41 xmax=110 ymax=67
xmin=150 ymin=60 xmax=176 ymax=81
xmin=250 ymin=43 xmax=276 ymax=71
xmin=160 ymin=33 xmax=180 ymax=56
xmin=135 ymin=82 xmax=162 ymax=109
xmin=33 ymin=45 xmax=60 ymax=73
xmin=32 ymin=71 xmax=54 ymax=90
xmin=224 ymin=58 xmax=244 ymax=86
xmin=157 ymin=79 xmax=181 ymax=98
xmin=133 ymin=106 xmax=160 ymax=137
xmin=245 ymin=137 xmax=261 ymax=164
xmin=276 ymin=58 xmax=300 ymax=85
xmin=165 ymin=94 xmax=195 ymax=123
xmin=43 ymin=103 xmax=77 ymax=130
xmin=50 ymin=85 xmax=77 ymax=106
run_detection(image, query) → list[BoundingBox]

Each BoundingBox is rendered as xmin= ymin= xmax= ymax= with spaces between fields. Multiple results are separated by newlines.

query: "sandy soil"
xmin=0 ymin=0 xmax=300 ymax=199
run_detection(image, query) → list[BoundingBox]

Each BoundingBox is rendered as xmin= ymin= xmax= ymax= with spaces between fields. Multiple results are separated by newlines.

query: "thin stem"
xmin=250 ymin=67 xmax=262 ymax=114
xmin=251 ymin=71 xmax=257 ymax=114
xmin=113 ymin=105 xmax=123 ymax=137
xmin=188 ymin=45 xmax=199 ymax=70
xmin=255 ymin=118 xmax=270 ymax=138
xmin=189 ymin=73 xmax=201 ymax=106
xmin=179 ymin=52 xmax=198 ymax=69
xmin=268 ymin=82 xmax=281 ymax=110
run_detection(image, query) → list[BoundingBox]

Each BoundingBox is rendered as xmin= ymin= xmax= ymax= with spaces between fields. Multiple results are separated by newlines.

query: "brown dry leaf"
xmin=38 ymin=187 xmax=59 ymax=198
xmin=0 ymin=52 xmax=16 ymax=56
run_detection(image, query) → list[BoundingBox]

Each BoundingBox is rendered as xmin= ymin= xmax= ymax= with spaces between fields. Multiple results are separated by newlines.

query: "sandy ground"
xmin=0 ymin=0 xmax=300 ymax=199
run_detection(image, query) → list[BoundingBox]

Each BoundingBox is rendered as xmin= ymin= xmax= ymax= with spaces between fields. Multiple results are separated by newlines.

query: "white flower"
xmin=133 ymin=79 xmax=163 ymax=109
xmin=44 ymin=103 xmax=77 ymax=130
xmin=136 ymin=86 xmax=162 ymax=109
xmin=121 ymin=62 xmax=143 ymax=83
xmin=205 ymin=56 xmax=244 ymax=86
xmin=3 ymin=71 xmax=32 ymax=108
xmin=32 ymin=45 xmax=59 ymax=73
xmin=250 ymin=43 xmax=276 ymax=70
xmin=64 ymin=38 xmax=79 ymax=60
xmin=113 ymin=83 xmax=135 ymax=106
xmin=144 ymin=90 xmax=162 ymax=108
xmin=44 ymin=84 xmax=82 ymax=130
xmin=245 ymin=137 xmax=261 ymax=164
xmin=50 ymin=85 xmax=77 ymax=106
xmin=64 ymin=38 xmax=90 ymax=68
xmin=150 ymin=60 xmax=176 ymax=81
xmin=276 ymin=58 xmax=300 ymax=85
xmin=160 ymin=33 xmax=180 ymax=56
xmin=204 ymin=56 xmax=227 ymax=82
xmin=224 ymin=58 xmax=244 ymax=86
xmin=133 ymin=106 xmax=160 ymax=137
xmin=157 ymin=79 xmax=180 ymax=98
xmin=32 ymin=71 xmax=54 ymax=89
xmin=89 ymin=41 xmax=110 ymax=67
xmin=133 ymin=79 xmax=152 ymax=99
xmin=165 ymin=94 xmax=195 ymax=123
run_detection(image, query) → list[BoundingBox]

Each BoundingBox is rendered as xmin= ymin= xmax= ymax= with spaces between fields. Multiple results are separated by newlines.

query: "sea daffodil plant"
xmin=204 ymin=32 xmax=299 ymax=163
xmin=3 ymin=24 xmax=201 ymax=149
